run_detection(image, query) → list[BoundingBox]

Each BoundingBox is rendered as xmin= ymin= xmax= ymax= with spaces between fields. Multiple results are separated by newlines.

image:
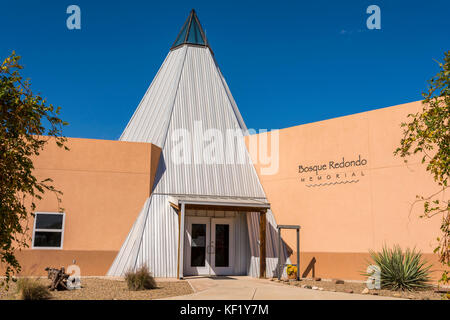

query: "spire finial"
xmin=171 ymin=10 xmax=209 ymax=50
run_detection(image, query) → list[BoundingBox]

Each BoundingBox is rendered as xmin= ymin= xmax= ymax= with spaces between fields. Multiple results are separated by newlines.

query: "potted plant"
xmin=287 ymin=264 xmax=298 ymax=280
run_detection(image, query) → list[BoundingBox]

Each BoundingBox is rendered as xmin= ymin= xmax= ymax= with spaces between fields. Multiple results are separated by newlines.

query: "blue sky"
xmin=1 ymin=0 xmax=449 ymax=140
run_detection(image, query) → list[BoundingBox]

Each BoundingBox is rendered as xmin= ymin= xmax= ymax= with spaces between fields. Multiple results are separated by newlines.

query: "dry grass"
xmin=0 ymin=277 xmax=193 ymax=300
xmin=279 ymin=278 xmax=446 ymax=300
xmin=16 ymin=278 xmax=52 ymax=300
xmin=125 ymin=266 xmax=157 ymax=291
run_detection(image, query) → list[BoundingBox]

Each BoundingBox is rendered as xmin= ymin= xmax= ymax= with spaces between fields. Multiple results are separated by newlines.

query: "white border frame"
xmin=32 ymin=212 xmax=65 ymax=250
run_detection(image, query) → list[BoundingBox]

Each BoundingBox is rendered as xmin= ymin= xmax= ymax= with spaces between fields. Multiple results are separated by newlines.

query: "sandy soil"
xmin=277 ymin=278 xmax=448 ymax=300
xmin=0 ymin=277 xmax=193 ymax=300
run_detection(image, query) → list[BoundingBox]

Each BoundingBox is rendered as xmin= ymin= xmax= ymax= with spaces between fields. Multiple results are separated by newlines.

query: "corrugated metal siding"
xmin=247 ymin=210 xmax=290 ymax=278
xmin=213 ymin=58 xmax=248 ymax=133
xmin=107 ymin=194 xmax=179 ymax=277
xmin=108 ymin=198 xmax=287 ymax=278
xmin=120 ymin=46 xmax=188 ymax=147
xmin=110 ymin=45 xmax=289 ymax=278
xmin=107 ymin=198 xmax=151 ymax=276
xmin=152 ymin=46 xmax=265 ymax=198
xmin=135 ymin=194 xmax=179 ymax=277
xmin=119 ymin=45 xmax=249 ymax=150
xmin=235 ymin=212 xmax=252 ymax=275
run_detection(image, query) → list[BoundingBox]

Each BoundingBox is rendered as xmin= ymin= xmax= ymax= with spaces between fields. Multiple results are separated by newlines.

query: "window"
xmin=32 ymin=212 xmax=65 ymax=249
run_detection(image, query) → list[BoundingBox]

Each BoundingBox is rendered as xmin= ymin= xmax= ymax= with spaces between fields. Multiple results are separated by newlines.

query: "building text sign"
xmin=298 ymin=155 xmax=368 ymax=187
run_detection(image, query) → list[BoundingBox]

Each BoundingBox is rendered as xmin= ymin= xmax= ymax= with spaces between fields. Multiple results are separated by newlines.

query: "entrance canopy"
xmin=168 ymin=195 xmax=270 ymax=212
xmin=168 ymin=195 xmax=270 ymax=279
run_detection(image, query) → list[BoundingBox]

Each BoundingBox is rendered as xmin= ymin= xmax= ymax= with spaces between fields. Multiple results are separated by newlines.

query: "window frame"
xmin=32 ymin=212 xmax=66 ymax=250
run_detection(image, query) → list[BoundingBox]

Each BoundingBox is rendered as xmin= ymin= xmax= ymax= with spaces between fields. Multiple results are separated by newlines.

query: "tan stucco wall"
xmin=248 ymin=100 xmax=447 ymax=280
xmin=4 ymin=101 xmax=446 ymax=280
xmin=2 ymin=137 xmax=160 ymax=276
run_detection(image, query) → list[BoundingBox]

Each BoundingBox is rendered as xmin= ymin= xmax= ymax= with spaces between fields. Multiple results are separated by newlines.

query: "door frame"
xmin=184 ymin=216 xmax=211 ymax=276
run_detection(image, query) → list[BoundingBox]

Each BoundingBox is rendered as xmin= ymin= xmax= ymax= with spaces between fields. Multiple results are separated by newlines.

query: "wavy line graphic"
xmin=305 ymin=179 xmax=360 ymax=187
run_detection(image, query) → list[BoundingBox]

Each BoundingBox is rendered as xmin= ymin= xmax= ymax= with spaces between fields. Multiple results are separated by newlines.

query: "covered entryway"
xmin=168 ymin=196 xmax=270 ymax=279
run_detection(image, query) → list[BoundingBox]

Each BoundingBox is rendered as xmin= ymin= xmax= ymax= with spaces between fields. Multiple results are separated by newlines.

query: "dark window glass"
xmin=173 ymin=19 xmax=189 ymax=47
xmin=215 ymin=224 xmax=229 ymax=267
xmin=34 ymin=232 xmax=62 ymax=247
xmin=35 ymin=214 xmax=63 ymax=229
xmin=191 ymin=224 xmax=206 ymax=267
xmin=187 ymin=19 xmax=205 ymax=45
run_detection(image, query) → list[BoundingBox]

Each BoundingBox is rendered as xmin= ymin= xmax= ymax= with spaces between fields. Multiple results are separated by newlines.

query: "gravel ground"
xmin=276 ymin=278 xmax=448 ymax=300
xmin=0 ymin=277 xmax=193 ymax=300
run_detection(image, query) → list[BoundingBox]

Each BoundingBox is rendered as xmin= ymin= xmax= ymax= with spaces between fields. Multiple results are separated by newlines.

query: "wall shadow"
xmin=302 ymin=257 xmax=316 ymax=278
xmin=151 ymin=152 xmax=166 ymax=191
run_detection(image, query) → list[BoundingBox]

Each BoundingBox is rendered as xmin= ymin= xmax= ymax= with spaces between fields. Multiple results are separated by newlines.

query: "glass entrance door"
xmin=185 ymin=217 xmax=211 ymax=275
xmin=210 ymin=218 xmax=234 ymax=275
xmin=184 ymin=217 xmax=235 ymax=276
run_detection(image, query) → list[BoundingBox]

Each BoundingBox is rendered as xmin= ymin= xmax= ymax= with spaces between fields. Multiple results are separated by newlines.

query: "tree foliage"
xmin=0 ymin=52 xmax=68 ymax=287
xmin=394 ymin=51 xmax=450 ymax=285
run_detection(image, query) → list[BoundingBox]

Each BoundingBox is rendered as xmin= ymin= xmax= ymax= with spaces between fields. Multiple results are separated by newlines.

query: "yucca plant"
xmin=124 ymin=265 xmax=157 ymax=291
xmin=367 ymin=245 xmax=432 ymax=291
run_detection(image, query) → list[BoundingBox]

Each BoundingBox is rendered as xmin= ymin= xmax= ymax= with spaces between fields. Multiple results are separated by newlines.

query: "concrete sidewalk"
xmin=163 ymin=276 xmax=403 ymax=300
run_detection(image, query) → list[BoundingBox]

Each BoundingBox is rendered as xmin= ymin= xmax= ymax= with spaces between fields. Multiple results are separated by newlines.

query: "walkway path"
xmin=163 ymin=276 xmax=402 ymax=300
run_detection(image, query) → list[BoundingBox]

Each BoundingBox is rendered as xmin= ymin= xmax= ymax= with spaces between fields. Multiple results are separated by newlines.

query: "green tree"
xmin=0 ymin=52 xmax=68 ymax=288
xmin=394 ymin=50 xmax=450 ymax=285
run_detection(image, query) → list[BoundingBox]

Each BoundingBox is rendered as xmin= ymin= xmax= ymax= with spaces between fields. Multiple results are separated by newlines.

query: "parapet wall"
xmin=1 ymin=137 xmax=160 ymax=276
xmin=248 ymin=100 xmax=446 ymax=280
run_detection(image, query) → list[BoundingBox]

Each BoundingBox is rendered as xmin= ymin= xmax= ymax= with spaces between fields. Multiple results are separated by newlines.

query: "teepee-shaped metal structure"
xmin=108 ymin=10 xmax=289 ymax=278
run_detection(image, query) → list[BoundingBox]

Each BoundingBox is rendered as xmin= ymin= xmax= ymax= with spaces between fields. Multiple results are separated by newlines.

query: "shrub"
xmin=367 ymin=245 xmax=432 ymax=291
xmin=124 ymin=265 xmax=157 ymax=291
xmin=16 ymin=278 xmax=51 ymax=300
